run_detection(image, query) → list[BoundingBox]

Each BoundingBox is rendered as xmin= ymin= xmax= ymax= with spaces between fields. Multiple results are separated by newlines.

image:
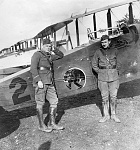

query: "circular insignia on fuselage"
xmin=63 ymin=67 xmax=86 ymax=90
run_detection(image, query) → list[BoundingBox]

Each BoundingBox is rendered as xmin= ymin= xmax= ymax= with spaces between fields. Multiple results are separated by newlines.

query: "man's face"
xmin=42 ymin=44 xmax=52 ymax=52
xmin=101 ymin=39 xmax=110 ymax=49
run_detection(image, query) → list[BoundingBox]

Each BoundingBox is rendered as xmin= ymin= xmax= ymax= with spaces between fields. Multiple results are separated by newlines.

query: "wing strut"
xmin=93 ymin=13 xmax=97 ymax=38
xmin=129 ymin=2 xmax=134 ymax=24
xmin=75 ymin=19 xmax=80 ymax=46
xmin=107 ymin=8 xmax=112 ymax=35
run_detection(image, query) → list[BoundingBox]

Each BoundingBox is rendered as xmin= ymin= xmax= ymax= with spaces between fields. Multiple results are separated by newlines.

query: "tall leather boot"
xmin=49 ymin=107 xmax=64 ymax=130
xmin=36 ymin=108 xmax=52 ymax=132
xmin=99 ymin=101 xmax=110 ymax=123
xmin=110 ymin=100 xmax=120 ymax=123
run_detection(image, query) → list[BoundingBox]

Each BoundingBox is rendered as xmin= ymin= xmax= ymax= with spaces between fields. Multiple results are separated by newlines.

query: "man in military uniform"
xmin=30 ymin=38 xmax=64 ymax=132
xmin=92 ymin=35 xmax=120 ymax=123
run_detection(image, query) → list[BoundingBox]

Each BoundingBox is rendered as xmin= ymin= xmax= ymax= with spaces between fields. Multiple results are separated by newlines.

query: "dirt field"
xmin=0 ymin=79 xmax=140 ymax=150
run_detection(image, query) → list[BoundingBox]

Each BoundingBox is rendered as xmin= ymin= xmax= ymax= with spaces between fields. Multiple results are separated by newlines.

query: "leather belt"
xmin=99 ymin=65 xmax=116 ymax=69
xmin=38 ymin=66 xmax=51 ymax=71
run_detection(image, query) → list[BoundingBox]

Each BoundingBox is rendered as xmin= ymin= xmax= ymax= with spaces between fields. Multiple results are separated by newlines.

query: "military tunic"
xmin=91 ymin=44 xmax=119 ymax=104
xmin=30 ymin=48 xmax=64 ymax=106
xmin=31 ymin=48 xmax=64 ymax=86
xmin=91 ymin=45 xmax=119 ymax=82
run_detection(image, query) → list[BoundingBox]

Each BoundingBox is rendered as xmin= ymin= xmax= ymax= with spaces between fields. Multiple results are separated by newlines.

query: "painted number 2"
xmin=9 ymin=77 xmax=31 ymax=105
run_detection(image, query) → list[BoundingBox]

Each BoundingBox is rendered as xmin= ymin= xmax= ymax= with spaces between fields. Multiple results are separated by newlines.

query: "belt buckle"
xmin=40 ymin=67 xmax=51 ymax=71
xmin=40 ymin=67 xmax=44 ymax=70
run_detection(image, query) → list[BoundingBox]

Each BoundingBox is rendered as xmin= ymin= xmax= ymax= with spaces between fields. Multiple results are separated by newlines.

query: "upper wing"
xmin=34 ymin=20 xmax=73 ymax=38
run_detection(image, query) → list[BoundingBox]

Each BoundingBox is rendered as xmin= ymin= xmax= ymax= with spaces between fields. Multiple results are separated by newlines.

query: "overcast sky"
xmin=0 ymin=0 xmax=139 ymax=50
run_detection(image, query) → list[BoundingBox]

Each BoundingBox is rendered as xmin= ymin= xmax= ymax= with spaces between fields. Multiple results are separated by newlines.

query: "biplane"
xmin=0 ymin=0 xmax=140 ymax=111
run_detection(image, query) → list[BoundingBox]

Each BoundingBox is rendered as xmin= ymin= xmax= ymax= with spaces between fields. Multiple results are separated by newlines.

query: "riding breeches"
xmin=98 ymin=80 xmax=119 ymax=104
xmin=35 ymin=84 xmax=58 ymax=108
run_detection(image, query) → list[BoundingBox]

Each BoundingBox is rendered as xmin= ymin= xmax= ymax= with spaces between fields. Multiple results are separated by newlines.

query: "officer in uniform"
xmin=30 ymin=38 xmax=64 ymax=132
xmin=92 ymin=35 xmax=121 ymax=123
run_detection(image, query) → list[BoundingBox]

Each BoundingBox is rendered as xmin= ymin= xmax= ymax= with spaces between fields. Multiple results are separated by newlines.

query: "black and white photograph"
xmin=0 ymin=0 xmax=140 ymax=149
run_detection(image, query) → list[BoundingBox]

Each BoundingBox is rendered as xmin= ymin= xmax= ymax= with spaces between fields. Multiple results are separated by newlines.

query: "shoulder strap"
xmin=39 ymin=50 xmax=52 ymax=65
xmin=100 ymin=48 xmax=113 ymax=66
xmin=39 ymin=50 xmax=51 ymax=57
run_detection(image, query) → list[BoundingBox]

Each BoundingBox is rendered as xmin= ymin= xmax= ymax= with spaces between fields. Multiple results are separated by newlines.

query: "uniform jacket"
xmin=30 ymin=48 xmax=64 ymax=86
xmin=91 ymin=44 xmax=119 ymax=82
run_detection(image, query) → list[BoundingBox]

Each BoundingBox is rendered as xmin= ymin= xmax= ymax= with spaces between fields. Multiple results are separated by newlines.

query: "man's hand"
xmin=38 ymin=80 xmax=44 ymax=88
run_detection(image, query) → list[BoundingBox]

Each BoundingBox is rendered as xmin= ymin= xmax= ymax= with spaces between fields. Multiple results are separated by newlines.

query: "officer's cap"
xmin=43 ymin=38 xmax=51 ymax=45
xmin=101 ymin=35 xmax=109 ymax=41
